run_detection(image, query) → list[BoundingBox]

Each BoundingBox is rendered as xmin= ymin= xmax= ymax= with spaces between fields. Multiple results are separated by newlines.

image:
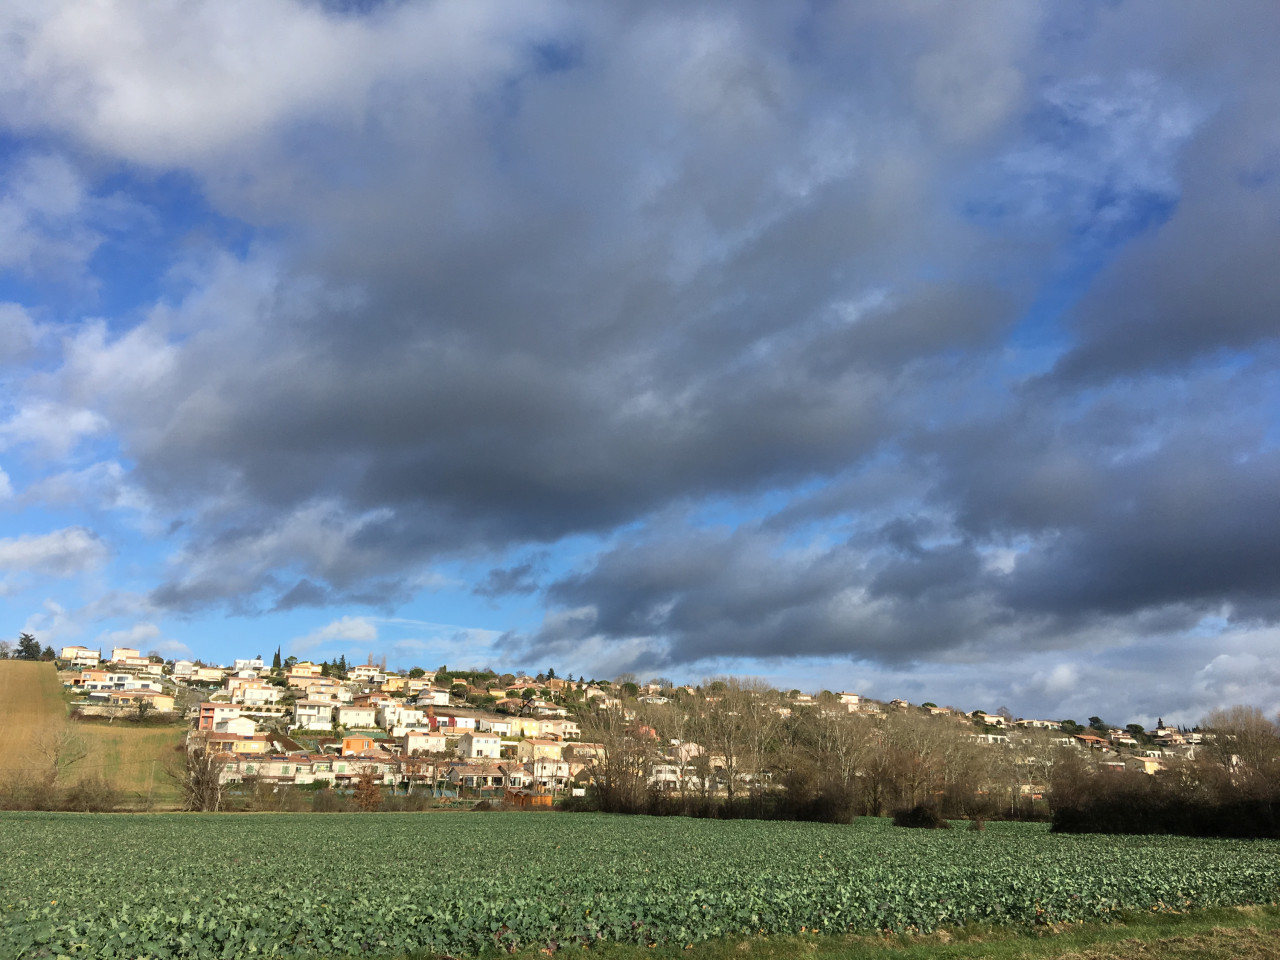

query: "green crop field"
xmin=4 ymin=812 xmax=1280 ymax=959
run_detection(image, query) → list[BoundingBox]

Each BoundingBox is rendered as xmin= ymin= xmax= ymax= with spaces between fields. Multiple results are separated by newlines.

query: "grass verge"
xmin=399 ymin=906 xmax=1280 ymax=960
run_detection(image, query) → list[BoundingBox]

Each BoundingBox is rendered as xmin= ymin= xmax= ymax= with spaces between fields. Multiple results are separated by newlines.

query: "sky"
xmin=0 ymin=1 xmax=1277 ymax=727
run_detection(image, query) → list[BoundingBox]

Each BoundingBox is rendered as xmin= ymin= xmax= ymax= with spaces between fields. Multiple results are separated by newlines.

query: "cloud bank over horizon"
xmin=0 ymin=1 xmax=1278 ymax=725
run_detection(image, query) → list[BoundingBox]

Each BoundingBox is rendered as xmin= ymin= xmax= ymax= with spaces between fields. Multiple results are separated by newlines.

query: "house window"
xmin=245 ymin=764 xmax=255 ymax=773
xmin=336 ymin=764 xmax=346 ymax=773
xmin=280 ymin=766 xmax=291 ymax=775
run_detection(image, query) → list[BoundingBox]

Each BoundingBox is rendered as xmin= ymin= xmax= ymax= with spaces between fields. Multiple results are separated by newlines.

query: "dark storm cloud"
xmin=6 ymin=2 xmax=1280 ymax=718
xmin=473 ymin=560 xmax=542 ymax=598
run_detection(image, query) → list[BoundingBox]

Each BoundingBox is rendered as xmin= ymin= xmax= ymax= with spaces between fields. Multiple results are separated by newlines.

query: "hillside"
xmin=0 ymin=660 xmax=185 ymax=807
xmin=0 ymin=660 xmax=65 ymax=776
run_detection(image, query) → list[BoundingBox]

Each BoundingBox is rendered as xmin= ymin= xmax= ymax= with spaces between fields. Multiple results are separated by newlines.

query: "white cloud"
xmin=0 ymin=526 xmax=108 ymax=576
xmin=0 ymin=0 xmax=556 ymax=169
xmin=0 ymin=302 xmax=42 ymax=363
xmin=93 ymin=621 xmax=191 ymax=657
xmin=0 ymin=401 xmax=107 ymax=458
xmin=0 ymin=153 xmax=101 ymax=275
xmin=292 ymin=614 xmax=379 ymax=654
xmin=96 ymin=622 xmax=160 ymax=647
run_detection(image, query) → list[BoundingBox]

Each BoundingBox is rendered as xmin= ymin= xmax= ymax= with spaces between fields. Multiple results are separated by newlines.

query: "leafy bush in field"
xmin=3 ymin=812 xmax=1280 ymax=958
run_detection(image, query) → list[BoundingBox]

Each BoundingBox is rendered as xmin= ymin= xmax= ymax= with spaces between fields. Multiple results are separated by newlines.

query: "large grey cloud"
xmin=1 ymin=1 xmax=1277 ymax=719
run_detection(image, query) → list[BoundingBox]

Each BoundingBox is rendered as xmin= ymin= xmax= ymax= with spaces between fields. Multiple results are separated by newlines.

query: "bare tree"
xmin=354 ymin=767 xmax=383 ymax=811
xmin=36 ymin=722 xmax=87 ymax=785
xmin=575 ymin=696 xmax=654 ymax=812
xmin=171 ymin=735 xmax=227 ymax=811
xmin=1201 ymin=705 xmax=1280 ymax=791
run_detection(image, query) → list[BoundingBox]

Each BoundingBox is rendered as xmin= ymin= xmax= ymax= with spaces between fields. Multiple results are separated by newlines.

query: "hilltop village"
xmin=48 ymin=642 xmax=1208 ymax=813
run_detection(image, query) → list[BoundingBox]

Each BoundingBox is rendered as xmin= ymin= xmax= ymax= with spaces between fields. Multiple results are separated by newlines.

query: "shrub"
xmin=892 ymin=805 xmax=951 ymax=829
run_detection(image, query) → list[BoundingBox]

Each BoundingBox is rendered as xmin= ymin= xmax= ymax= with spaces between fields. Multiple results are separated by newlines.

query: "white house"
xmin=457 ymin=732 xmax=502 ymax=760
xmin=233 ymin=657 xmax=265 ymax=673
xmin=338 ymin=705 xmax=378 ymax=729
xmin=293 ymin=699 xmax=336 ymax=731
xmin=232 ymin=683 xmax=283 ymax=706
xmin=377 ymin=704 xmax=425 ymax=731
xmin=60 ymin=645 xmax=101 ymax=666
xmin=78 ymin=672 xmax=131 ymax=691
xmin=122 ymin=677 xmax=163 ymax=692
xmin=349 ymin=665 xmax=387 ymax=684
xmin=214 ymin=716 xmax=258 ymax=736
xmin=476 ymin=717 xmax=513 ymax=736
xmin=404 ymin=730 xmax=448 ymax=756
xmin=414 ymin=687 xmax=451 ymax=707
xmin=172 ymin=660 xmax=195 ymax=678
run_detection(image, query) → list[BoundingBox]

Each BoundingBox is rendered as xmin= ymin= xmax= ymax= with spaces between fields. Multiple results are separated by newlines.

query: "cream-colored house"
xmin=457 ymin=732 xmax=503 ymax=759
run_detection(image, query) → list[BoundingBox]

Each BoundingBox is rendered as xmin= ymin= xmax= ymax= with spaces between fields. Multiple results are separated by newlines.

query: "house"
xmin=214 ymin=716 xmax=257 ymax=736
xmin=378 ymin=703 xmax=426 ymax=732
xmin=349 ymin=664 xmax=386 ymax=684
xmin=838 ymin=692 xmax=861 ymax=710
xmin=106 ymin=690 xmax=175 ymax=713
xmin=563 ymin=742 xmax=601 ymax=762
xmin=457 ymin=732 xmax=502 ymax=759
xmin=1018 ymin=719 xmax=1063 ymax=730
xmin=233 ymin=657 xmax=265 ymax=673
xmin=192 ymin=666 xmax=228 ymax=684
xmin=110 ymin=646 xmax=141 ymax=663
xmin=337 ymin=705 xmax=378 ymax=729
xmin=542 ymin=718 xmax=580 ymax=739
xmin=60 ymin=645 xmax=100 ymax=666
xmin=476 ymin=717 xmax=513 ymax=736
xmin=1074 ymin=734 xmax=1111 ymax=751
xmin=287 ymin=661 xmax=322 ymax=680
xmin=207 ymin=733 xmax=273 ymax=755
xmin=432 ymin=711 xmax=475 ymax=732
xmin=414 ymin=687 xmax=451 ymax=707
xmin=198 ymin=703 xmax=244 ymax=731
xmin=517 ymin=738 xmax=564 ymax=762
xmin=340 ymin=735 xmax=382 ymax=756
xmin=649 ymin=763 xmax=697 ymax=791
xmin=231 ymin=681 xmax=284 ymax=706
xmin=527 ymin=757 xmax=570 ymax=790
xmin=172 ymin=660 xmax=195 ymax=678
xmin=121 ymin=677 xmax=164 ymax=692
xmin=1130 ymin=756 xmax=1166 ymax=775
xmin=404 ymin=730 xmax=448 ymax=756
xmin=508 ymin=716 xmax=545 ymax=738
xmin=69 ymin=670 xmax=131 ymax=690
xmin=293 ymin=699 xmax=336 ymax=731
xmin=445 ymin=762 xmax=508 ymax=790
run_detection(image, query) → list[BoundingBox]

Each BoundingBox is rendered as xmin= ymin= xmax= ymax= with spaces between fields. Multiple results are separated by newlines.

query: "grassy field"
xmin=3 ymin=812 xmax=1280 ymax=958
xmin=0 ymin=661 xmax=186 ymax=806
xmin=0 ymin=660 xmax=67 ymax=776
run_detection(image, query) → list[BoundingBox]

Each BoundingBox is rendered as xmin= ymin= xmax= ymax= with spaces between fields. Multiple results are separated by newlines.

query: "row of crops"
xmin=4 ymin=811 xmax=1280 ymax=958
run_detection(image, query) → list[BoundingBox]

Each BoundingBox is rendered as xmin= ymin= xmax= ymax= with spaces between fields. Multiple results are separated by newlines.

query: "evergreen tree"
xmin=16 ymin=632 xmax=41 ymax=660
xmin=272 ymin=647 xmax=282 ymax=670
